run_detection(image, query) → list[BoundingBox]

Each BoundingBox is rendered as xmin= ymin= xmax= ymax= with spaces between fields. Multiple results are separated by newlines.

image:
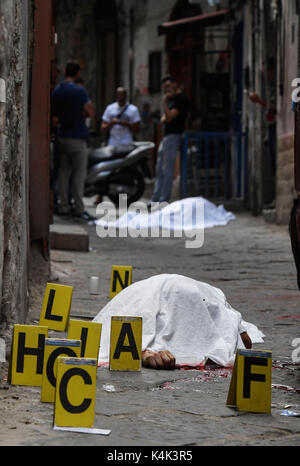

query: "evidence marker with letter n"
xmin=54 ymin=357 xmax=97 ymax=428
xmin=67 ymin=320 xmax=102 ymax=359
xmin=226 ymin=349 xmax=272 ymax=413
xmin=41 ymin=338 xmax=81 ymax=403
xmin=110 ymin=265 xmax=132 ymax=299
xmin=9 ymin=324 xmax=48 ymax=387
xmin=39 ymin=283 xmax=73 ymax=332
xmin=109 ymin=316 xmax=142 ymax=371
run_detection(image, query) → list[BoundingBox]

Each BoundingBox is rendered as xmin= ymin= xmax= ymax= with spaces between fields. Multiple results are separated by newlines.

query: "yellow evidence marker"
xmin=226 ymin=349 xmax=272 ymax=414
xmin=10 ymin=324 xmax=48 ymax=386
xmin=41 ymin=338 xmax=81 ymax=403
xmin=110 ymin=266 xmax=132 ymax=299
xmin=109 ymin=316 xmax=142 ymax=371
xmin=67 ymin=320 xmax=102 ymax=359
xmin=39 ymin=283 xmax=73 ymax=331
xmin=54 ymin=357 xmax=97 ymax=428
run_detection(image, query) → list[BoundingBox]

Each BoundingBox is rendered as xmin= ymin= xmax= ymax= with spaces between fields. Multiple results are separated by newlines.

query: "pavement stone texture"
xmin=1 ymin=198 xmax=300 ymax=447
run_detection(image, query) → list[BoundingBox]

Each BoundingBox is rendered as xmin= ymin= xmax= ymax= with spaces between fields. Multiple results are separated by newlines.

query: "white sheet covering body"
xmin=96 ymin=197 xmax=236 ymax=231
xmin=93 ymin=274 xmax=264 ymax=367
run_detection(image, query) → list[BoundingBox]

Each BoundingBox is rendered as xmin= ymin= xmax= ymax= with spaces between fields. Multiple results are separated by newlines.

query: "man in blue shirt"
xmin=52 ymin=61 xmax=94 ymax=219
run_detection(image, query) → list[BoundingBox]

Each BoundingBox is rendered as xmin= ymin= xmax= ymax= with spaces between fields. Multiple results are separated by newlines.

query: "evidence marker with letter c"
xmin=39 ymin=283 xmax=73 ymax=332
xmin=54 ymin=357 xmax=97 ymax=428
xmin=41 ymin=338 xmax=81 ymax=403
xmin=226 ymin=349 xmax=272 ymax=413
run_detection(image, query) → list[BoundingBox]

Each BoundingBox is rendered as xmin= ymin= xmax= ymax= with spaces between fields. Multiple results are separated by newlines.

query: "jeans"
xmin=58 ymin=137 xmax=88 ymax=215
xmin=152 ymin=134 xmax=182 ymax=202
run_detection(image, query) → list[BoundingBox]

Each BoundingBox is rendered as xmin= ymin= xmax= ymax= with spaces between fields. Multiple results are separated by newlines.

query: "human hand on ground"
xmin=142 ymin=349 xmax=179 ymax=370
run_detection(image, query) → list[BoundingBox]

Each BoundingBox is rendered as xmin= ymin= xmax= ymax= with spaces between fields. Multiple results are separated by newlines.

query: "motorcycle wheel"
xmin=107 ymin=169 xmax=145 ymax=207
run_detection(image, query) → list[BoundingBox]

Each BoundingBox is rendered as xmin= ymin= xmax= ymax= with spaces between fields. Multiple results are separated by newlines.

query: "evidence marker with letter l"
xmin=226 ymin=349 xmax=272 ymax=413
xmin=39 ymin=283 xmax=73 ymax=331
xmin=54 ymin=357 xmax=97 ymax=428
xmin=110 ymin=265 xmax=132 ymax=299
xmin=41 ymin=338 xmax=81 ymax=403
xmin=9 ymin=324 xmax=48 ymax=387
xmin=67 ymin=320 xmax=102 ymax=359
xmin=109 ymin=316 xmax=142 ymax=371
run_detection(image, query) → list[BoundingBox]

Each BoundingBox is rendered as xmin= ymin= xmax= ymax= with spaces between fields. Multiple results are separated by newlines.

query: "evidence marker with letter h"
xmin=109 ymin=316 xmax=142 ymax=371
xmin=54 ymin=357 xmax=97 ymax=428
xmin=9 ymin=324 xmax=48 ymax=386
xmin=41 ymin=338 xmax=81 ymax=403
xmin=226 ymin=349 xmax=272 ymax=413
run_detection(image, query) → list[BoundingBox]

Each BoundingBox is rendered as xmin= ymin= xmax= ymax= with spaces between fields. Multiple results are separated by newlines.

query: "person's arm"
xmin=248 ymin=93 xmax=266 ymax=107
xmin=83 ymin=101 xmax=95 ymax=119
xmin=162 ymin=98 xmax=179 ymax=123
xmin=119 ymin=120 xmax=141 ymax=134
xmin=241 ymin=332 xmax=252 ymax=349
xmin=142 ymin=349 xmax=179 ymax=370
xmin=101 ymin=118 xmax=117 ymax=134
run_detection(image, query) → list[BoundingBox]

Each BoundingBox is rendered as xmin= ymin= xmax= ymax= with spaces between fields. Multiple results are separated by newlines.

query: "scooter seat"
xmin=88 ymin=144 xmax=136 ymax=166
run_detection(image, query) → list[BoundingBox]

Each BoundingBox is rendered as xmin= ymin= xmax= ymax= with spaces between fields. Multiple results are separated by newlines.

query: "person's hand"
xmin=241 ymin=332 xmax=252 ymax=349
xmin=248 ymin=92 xmax=260 ymax=103
xmin=142 ymin=349 xmax=179 ymax=370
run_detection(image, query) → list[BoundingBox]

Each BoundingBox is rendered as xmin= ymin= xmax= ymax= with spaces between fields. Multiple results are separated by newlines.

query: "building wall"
xmin=55 ymin=0 xmax=99 ymax=116
xmin=0 ymin=0 xmax=30 ymax=342
xmin=276 ymin=1 xmax=298 ymax=224
xmin=241 ymin=1 xmax=264 ymax=214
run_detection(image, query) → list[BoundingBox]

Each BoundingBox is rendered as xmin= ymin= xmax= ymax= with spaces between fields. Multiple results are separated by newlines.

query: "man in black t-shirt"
xmin=151 ymin=75 xmax=189 ymax=203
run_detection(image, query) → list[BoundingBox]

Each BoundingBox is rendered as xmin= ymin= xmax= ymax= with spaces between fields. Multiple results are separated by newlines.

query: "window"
xmin=148 ymin=52 xmax=162 ymax=94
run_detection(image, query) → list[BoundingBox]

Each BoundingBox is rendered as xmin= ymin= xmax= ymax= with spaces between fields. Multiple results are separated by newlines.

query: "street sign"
xmin=227 ymin=349 xmax=272 ymax=413
xmin=39 ymin=283 xmax=73 ymax=331
xmin=10 ymin=324 xmax=48 ymax=386
xmin=110 ymin=265 xmax=132 ymax=298
xmin=109 ymin=316 xmax=142 ymax=371
xmin=54 ymin=357 xmax=97 ymax=428
xmin=67 ymin=320 xmax=102 ymax=359
xmin=41 ymin=338 xmax=81 ymax=403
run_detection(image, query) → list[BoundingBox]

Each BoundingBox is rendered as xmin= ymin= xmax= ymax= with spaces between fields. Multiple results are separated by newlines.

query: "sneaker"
xmin=72 ymin=210 xmax=97 ymax=221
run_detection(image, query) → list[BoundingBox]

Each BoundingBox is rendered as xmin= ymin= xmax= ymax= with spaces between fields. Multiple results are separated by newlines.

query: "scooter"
xmin=84 ymin=141 xmax=155 ymax=206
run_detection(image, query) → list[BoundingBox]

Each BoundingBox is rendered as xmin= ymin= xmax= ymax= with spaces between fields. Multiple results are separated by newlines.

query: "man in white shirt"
xmin=101 ymin=87 xmax=141 ymax=145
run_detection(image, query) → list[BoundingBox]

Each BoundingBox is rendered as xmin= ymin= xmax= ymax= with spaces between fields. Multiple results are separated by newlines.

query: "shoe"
xmin=57 ymin=210 xmax=70 ymax=217
xmin=147 ymin=201 xmax=162 ymax=213
xmin=72 ymin=211 xmax=97 ymax=221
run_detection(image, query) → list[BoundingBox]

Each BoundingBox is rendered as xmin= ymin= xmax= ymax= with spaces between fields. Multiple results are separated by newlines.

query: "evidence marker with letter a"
xmin=109 ymin=316 xmax=142 ymax=371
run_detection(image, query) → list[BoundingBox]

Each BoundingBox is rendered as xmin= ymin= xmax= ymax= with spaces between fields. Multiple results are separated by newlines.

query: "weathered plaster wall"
xmin=55 ymin=0 xmax=98 ymax=115
xmin=276 ymin=1 xmax=298 ymax=224
xmin=0 ymin=0 xmax=30 ymax=342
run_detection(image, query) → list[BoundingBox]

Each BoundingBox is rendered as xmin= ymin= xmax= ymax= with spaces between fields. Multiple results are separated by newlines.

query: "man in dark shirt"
xmin=52 ymin=61 xmax=94 ymax=219
xmin=150 ymin=75 xmax=189 ymax=203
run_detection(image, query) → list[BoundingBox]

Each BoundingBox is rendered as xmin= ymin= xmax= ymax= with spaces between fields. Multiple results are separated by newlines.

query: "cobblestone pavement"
xmin=1 ymin=201 xmax=300 ymax=448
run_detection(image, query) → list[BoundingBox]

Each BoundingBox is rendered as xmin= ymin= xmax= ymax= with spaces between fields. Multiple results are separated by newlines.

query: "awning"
xmin=158 ymin=9 xmax=230 ymax=35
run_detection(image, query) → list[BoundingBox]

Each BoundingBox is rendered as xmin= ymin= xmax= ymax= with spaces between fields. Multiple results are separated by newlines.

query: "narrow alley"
xmin=1 ymin=200 xmax=300 ymax=447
